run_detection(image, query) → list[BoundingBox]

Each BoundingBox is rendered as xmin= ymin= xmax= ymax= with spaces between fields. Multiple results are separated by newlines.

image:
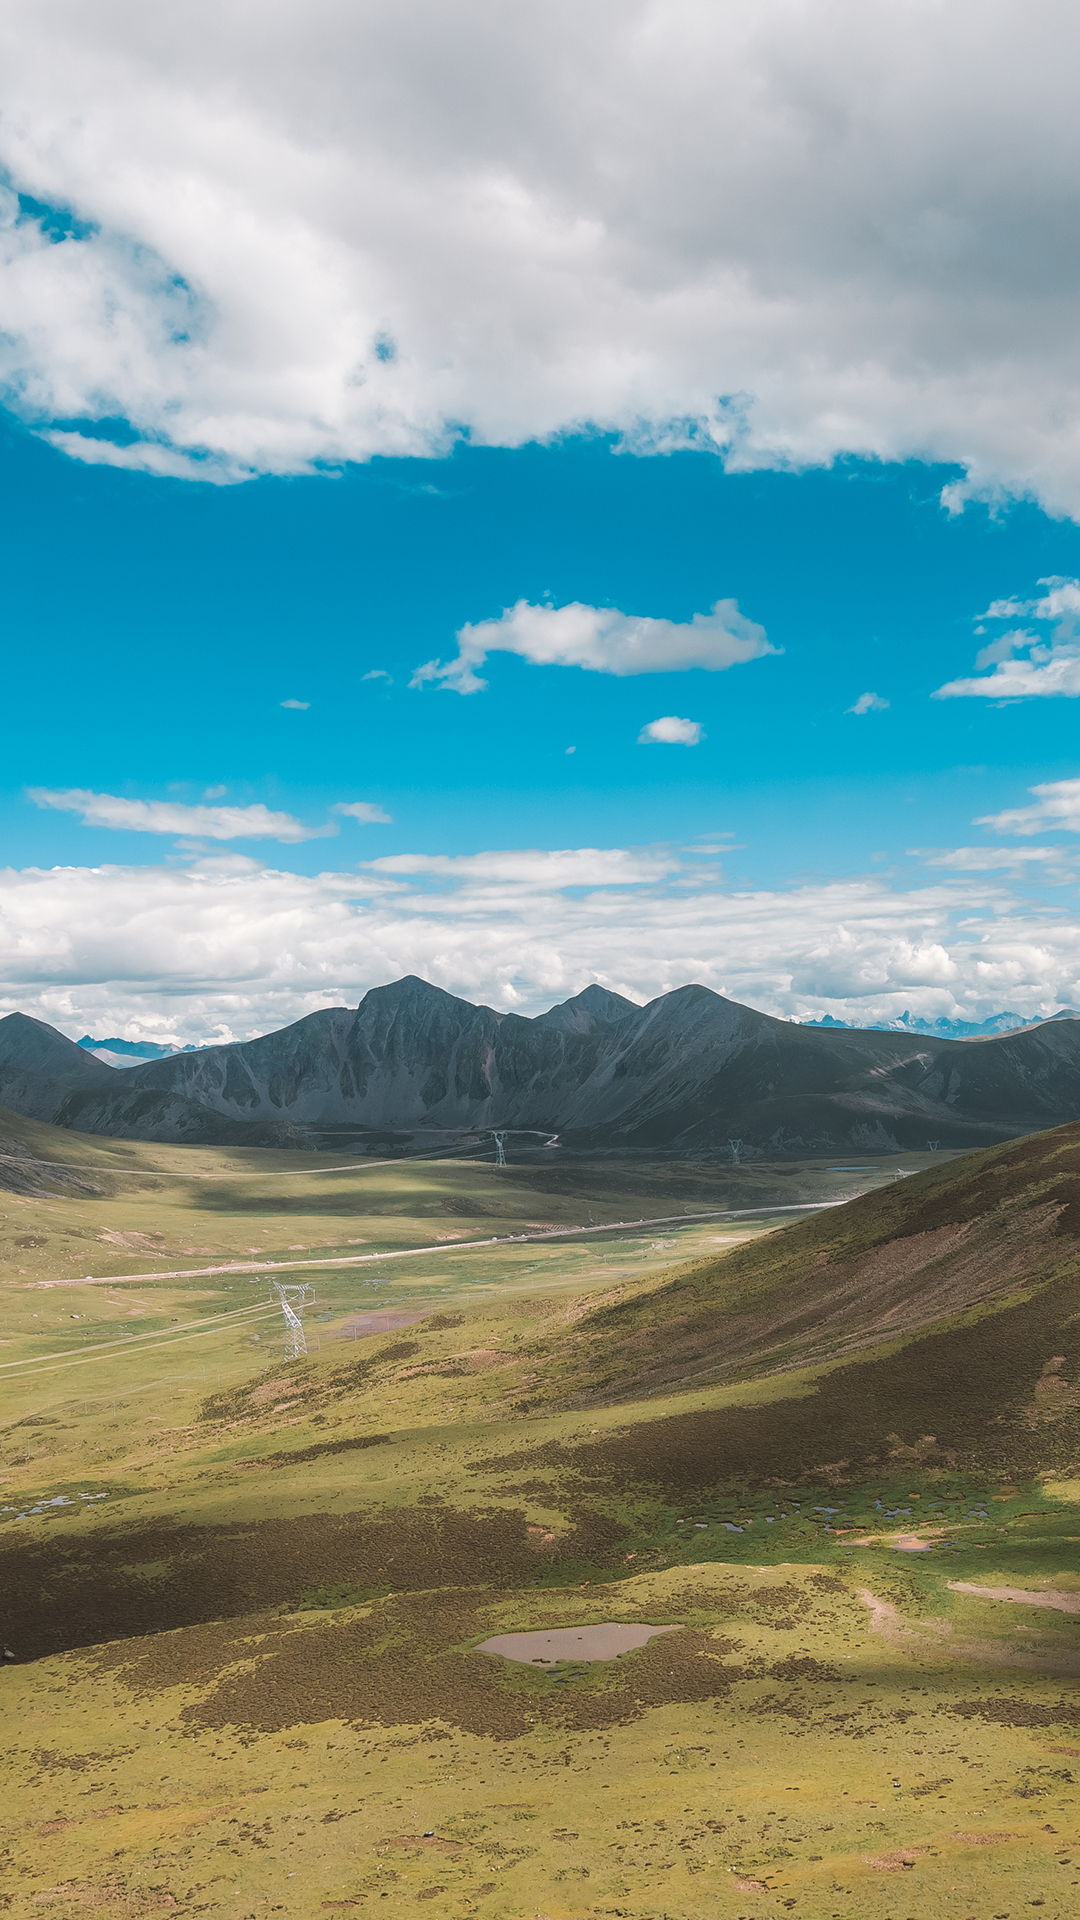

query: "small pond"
xmin=476 ymin=1623 xmax=683 ymax=1664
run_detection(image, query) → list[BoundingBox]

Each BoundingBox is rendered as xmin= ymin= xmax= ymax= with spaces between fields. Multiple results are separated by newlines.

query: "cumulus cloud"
xmin=28 ymin=788 xmax=336 ymax=842
xmin=411 ymin=599 xmax=772 ymax=693
xmin=332 ymin=800 xmax=393 ymax=824
xmin=976 ymin=777 xmax=1080 ymax=837
xmin=5 ymin=4 xmax=1080 ymax=508
xmin=934 ymin=578 xmax=1080 ymax=699
xmin=280 ymin=697 xmax=310 ymax=710
xmin=1 ymin=836 xmax=1079 ymax=1044
xmin=637 ymin=716 xmax=704 ymax=745
xmin=847 ymin=691 xmax=889 ymax=715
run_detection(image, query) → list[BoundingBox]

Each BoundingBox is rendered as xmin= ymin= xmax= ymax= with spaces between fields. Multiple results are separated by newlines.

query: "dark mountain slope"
xmin=0 ymin=1010 xmax=116 ymax=1085
xmin=5 ymin=975 xmax=1080 ymax=1149
xmin=87 ymin=1005 xmax=359 ymax=1126
xmin=530 ymin=1120 xmax=1080 ymax=1494
xmin=0 ymin=1009 xmax=117 ymax=1124
xmin=0 ymin=1008 xmax=334 ymax=1149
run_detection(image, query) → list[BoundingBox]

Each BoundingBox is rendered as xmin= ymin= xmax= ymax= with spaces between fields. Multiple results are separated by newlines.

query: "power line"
xmin=0 ymin=1298 xmax=278 ymax=1379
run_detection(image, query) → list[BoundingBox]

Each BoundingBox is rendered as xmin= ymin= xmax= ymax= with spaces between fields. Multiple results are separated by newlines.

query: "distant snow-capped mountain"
xmin=77 ymin=1035 xmax=198 ymax=1066
xmin=803 ymin=1009 xmax=1080 ymax=1040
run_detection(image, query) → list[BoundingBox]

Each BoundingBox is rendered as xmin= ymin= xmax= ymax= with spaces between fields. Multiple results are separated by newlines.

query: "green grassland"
xmin=2 ymin=1111 xmax=1080 ymax=1918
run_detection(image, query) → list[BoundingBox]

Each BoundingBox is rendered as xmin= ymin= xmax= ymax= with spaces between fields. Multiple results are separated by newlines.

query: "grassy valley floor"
xmin=1 ymin=1115 xmax=1079 ymax=1917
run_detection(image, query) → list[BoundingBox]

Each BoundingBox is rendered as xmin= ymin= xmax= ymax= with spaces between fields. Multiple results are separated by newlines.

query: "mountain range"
xmin=4 ymin=974 xmax=1080 ymax=1153
xmin=804 ymin=1007 xmax=1080 ymax=1039
xmin=77 ymin=1035 xmax=194 ymax=1067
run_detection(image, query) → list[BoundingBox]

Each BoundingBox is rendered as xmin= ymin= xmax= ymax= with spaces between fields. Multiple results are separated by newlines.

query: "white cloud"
xmin=280 ymin=697 xmax=310 ymax=710
xmin=936 ymin=652 xmax=1080 ymax=701
xmin=411 ymin=599 xmax=773 ymax=693
xmin=6 ymin=5 xmax=1080 ymax=509
xmin=361 ymin=669 xmax=392 ymax=683
xmin=847 ymin=691 xmax=889 ymax=715
xmin=976 ymin=777 xmax=1080 ymax=837
xmin=935 ymin=577 xmax=1080 ymax=699
xmin=637 ymin=715 xmax=704 ymax=745
xmin=366 ymin=847 xmax=676 ymax=890
xmin=2 ymin=834 xmax=1080 ymax=1045
xmin=27 ymin=787 xmax=336 ymax=842
xmin=332 ymin=800 xmax=393 ymax=824
xmin=912 ymin=844 xmax=1078 ymax=875
xmin=980 ymin=581 xmax=1080 ymax=622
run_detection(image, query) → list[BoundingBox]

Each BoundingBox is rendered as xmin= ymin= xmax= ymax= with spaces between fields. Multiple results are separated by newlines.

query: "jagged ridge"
xmin=4 ymin=975 xmax=1080 ymax=1150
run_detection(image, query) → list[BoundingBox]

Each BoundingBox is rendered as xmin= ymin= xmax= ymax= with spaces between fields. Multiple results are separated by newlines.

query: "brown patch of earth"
xmin=249 ymin=1376 xmax=301 ymax=1404
xmin=856 ymin=1587 xmax=1080 ymax=1676
xmin=864 ymin=1846 xmax=928 ymax=1871
xmin=951 ymin=1830 xmax=1016 ymax=1845
xmin=30 ymin=1886 xmax=178 ymax=1911
xmin=338 ymin=1311 xmax=430 ymax=1340
xmin=948 ymin=1581 xmax=1080 ymax=1613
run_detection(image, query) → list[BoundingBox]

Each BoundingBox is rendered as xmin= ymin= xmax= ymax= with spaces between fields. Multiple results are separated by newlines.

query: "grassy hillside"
xmin=2 ymin=1120 xmax=1080 ymax=1916
xmin=495 ymin=1120 xmax=1080 ymax=1486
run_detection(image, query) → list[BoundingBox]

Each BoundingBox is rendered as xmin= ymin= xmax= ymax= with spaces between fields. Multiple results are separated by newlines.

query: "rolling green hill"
xmin=505 ymin=1120 xmax=1080 ymax=1485
xmin=2 ymin=1122 xmax=1080 ymax=1916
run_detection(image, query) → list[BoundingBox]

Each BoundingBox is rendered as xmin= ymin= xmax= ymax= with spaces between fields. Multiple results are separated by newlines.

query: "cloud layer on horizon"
xmin=5 ymin=4 xmax=1080 ymax=509
xmin=2 ymin=842 xmax=1078 ymax=1048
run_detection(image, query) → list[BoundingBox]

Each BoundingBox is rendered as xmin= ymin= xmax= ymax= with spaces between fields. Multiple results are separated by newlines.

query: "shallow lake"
xmin=476 ymin=1622 xmax=682 ymax=1664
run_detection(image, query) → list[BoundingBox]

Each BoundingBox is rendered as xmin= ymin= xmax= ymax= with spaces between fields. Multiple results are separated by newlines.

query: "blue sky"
xmin=3 ymin=3 xmax=1080 ymax=1042
xmin=6 ymin=424 xmax=1079 ymax=877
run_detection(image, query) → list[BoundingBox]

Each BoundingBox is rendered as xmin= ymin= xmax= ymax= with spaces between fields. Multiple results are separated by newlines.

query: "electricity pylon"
xmin=493 ymin=1131 xmax=507 ymax=1167
xmin=272 ymin=1280 xmax=315 ymax=1359
xmin=729 ymin=1138 xmax=743 ymax=1166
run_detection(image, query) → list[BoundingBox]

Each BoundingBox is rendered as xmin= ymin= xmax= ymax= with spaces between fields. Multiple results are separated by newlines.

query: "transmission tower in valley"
xmin=272 ymin=1280 xmax=315 ymax=1359
xmin=493 ymin=1131 xmax=507 ymax=1167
